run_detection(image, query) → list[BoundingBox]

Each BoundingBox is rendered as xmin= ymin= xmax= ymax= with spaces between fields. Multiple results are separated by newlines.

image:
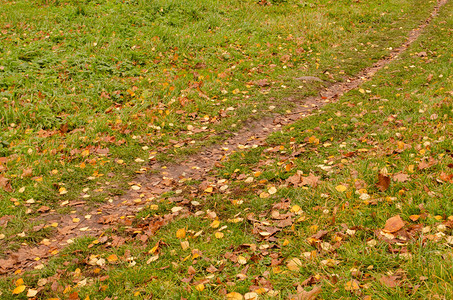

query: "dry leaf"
xmin=107 ymin=254 xmax=118 ymax=263
xmin=27 ymin=289 xmax=38 ymax=297
xmin=376 ymin=173 xmax=390 ymax=192
xmin=292 ymin=285 xmax=322 ymax=300
xmin=176 ymin=228 xmax=186 ymax=239
xmin=287 ymin=258 xmax=302 ymax=271
xmin=335 ymin=185 xmax=347 ymax=192
xmin=344 ymin=280 xmax=360 ymax=291
xmin=12 ymin=285 xmax=26 ymax=295
xmin=226 ymin=292 xmax=244 ymax=300
xmin=301 ymin=173 xmax=320 ymax=187
xmin=393 ymin=173 xmax=410 ymax=183
xmin=379 ymin=275 xmax=399 ymax=288
xmin=383 ymin=215 xmax=404 ymax=233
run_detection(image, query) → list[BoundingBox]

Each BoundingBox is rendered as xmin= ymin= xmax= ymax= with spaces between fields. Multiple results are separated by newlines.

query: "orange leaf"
xmin=383 ymin=215 xmax=404 ymax=233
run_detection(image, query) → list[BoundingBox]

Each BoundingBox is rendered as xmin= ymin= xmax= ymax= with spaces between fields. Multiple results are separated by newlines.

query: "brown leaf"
xmin=37 ymin=206 xmax=51 ymax=213
xmin=376 ymin=173 xmax=390 ymax=192
xmin=418 ymin=157 xmax=437 ymax=170
xmin=286 ymin=173 xmax=301 ymax=186
xmin=206 ymin=265 xmax=218 ymax=273
xmin=0 ymin=175 xmax=12 ymax=192
xmin=439 ymin=172 xmax=453 ymax=183
xmin=311 ymin=230 xmax=329 ymax=240
xmin=301 ymin=173 xmax=320 ymax=187
xmin=292 ymin=285 xmax=322 ymax=300
xmin=383 ymin=215 xmax=404 ymax=233
xmin=392 ymin=173 xmax=410 ymax=183
xmin=379 ymin=275 xmax=399 ymax=288
xmin=21 ymin=167 xmax=33 ymax=178
xmin=68 ymin=291 xmax=80 ymax=300
xmin=255 ymin=79 xmax=270 ymax=87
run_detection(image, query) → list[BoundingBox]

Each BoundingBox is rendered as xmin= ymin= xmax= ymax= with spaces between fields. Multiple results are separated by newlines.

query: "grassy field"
xmin=1 ymin=0 xmax=452 ymax=298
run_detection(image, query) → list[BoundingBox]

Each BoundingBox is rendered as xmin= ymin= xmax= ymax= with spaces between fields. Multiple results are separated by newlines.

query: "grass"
xmin=1 ymin=0 xmax=452 ymax=298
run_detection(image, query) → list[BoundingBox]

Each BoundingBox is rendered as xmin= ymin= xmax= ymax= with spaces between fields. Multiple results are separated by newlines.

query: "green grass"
xmin=1 ymin=0 xmax=452 ymax=298
xmin=0 ymin=0 xmax=436 ymax=218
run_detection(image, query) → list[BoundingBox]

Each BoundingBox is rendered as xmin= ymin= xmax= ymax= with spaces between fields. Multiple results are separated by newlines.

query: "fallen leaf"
xmin=393 ymin=173 xmax=410 ymax=183
xmin=376 ymin=173 xmax=390 ymax=192
xmin=27 ymin=288 xmax=38 ymax=297
xmin=287 ymin=258 xmax=302 ymax=271
xmin=409 ymin=215 xmax=420 ymax=222
xmin=383 ymin=215 xmax=404 ymax=233
xmin=237 ymin=255 xmax=247 ymax=265
xmin=176 ymin=228 xmax=186 ymax=239
xmin=181 ymin=241 xmax=190 ymax=250
xmin=0 ymin=175 xmax=12 ymax=192
xmin=379 ymin=275 xmax=399 ymax=288
xmin=335 ymin=185 xmax=347 ymax=192
xmin=12 ymin=285 xmax=26 ymax=295
xmin=226 ymin=292 xmax=243 ymax=300
xmin=107 ymin=254 xmax=118 ymax=263
xmin=210 ymin=220 xmax=220 ymax=228
xmin=292 ymin=285 xmax=322 ymax=300
xmin=344 ymin=280 xmax=360 ymax=291
xmin=301 ymin=173 xmax=320 ymax=187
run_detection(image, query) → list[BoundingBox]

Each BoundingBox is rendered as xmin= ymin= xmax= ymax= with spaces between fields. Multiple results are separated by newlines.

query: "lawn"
xmin=1 ymin=0 xmax=452 ymax=299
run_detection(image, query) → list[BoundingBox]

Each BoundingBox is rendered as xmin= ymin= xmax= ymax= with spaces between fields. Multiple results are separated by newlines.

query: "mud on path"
xmin=0 ymin=0 xmax=448 ymax=275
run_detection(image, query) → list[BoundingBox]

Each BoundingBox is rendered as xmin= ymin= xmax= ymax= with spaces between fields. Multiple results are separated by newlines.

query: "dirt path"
xmin=0 ymin=0 xmax=448 ymax=275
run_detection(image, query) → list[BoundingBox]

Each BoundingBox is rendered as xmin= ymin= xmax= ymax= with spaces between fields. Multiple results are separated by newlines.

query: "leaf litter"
xmin=1 ymin=0 xmax=452 ymax=298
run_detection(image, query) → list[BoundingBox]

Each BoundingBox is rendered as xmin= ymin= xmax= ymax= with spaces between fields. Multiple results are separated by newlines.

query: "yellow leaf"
xmin=287 ymin=258 xmax=302 ymax=271
xmin=290 ymin=205 xmax=301 ymax=213
xmin=195 ymin=283 xmax=205 ymax=292
xmin=210 ymin=220 xmax=220 ymax=228
xmin=176 ymin=228 xmax=186 ymax=239
xmin=215 ymin=232 xmax=224 ymax=239
xmin=81 ymin=149 xmax=90 ymax=157
xmin=259 ymin=192 xmax=269 ymax=199
xmin=59 ymin=187 xmax=68 ymax=195
xmin=335 ymin=185 xmax=347 ymax=192
xmin=15 ymin=278 xmax=24 ymax=286
xmin=204 ymin=186 xmax=213 ymax=193
xmin=237 ymin=255 xmax=247 ymax=265
xmin=345 ymin=280 xmax=360 ymax=291
xmin=226 ymin=292 xmax=244 ymax=300
xmin=12 ymin=285 xmax=26 ymax=295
